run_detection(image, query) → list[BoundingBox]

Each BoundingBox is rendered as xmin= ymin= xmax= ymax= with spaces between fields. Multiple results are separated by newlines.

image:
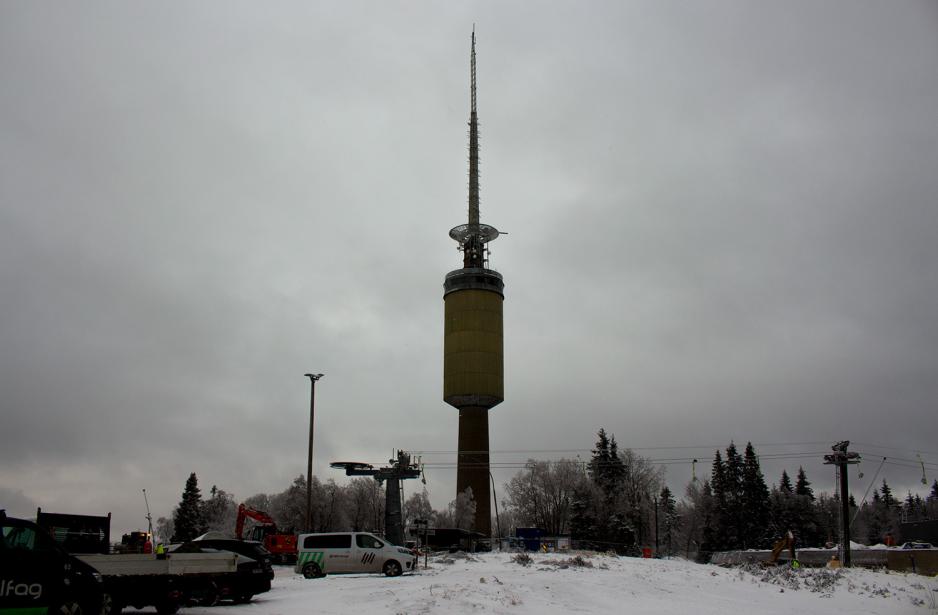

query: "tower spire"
xmin=468 ymin=26 xmax=480 ymax=230
xmin=450 ymin=27 xmax=499 ymax=269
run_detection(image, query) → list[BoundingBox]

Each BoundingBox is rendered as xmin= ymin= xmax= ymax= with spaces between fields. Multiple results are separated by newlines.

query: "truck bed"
xmin=77 ymin=552 xmax=237 ymax=575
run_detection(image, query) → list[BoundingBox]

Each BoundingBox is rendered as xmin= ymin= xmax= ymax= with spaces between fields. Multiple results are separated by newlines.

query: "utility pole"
xmin=304 ymin=373 xmax=324 ymax=533
xmin=823 ymin=441 xmax=861 ymax=567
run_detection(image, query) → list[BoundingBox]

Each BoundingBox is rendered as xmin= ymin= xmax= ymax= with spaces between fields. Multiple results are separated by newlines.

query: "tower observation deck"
xmin=443 ymin=29 xmax=503 ymax=537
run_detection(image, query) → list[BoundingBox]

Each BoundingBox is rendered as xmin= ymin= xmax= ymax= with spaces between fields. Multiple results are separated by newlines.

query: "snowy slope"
xmin=172 ymin=552 xmax=935 ymax=615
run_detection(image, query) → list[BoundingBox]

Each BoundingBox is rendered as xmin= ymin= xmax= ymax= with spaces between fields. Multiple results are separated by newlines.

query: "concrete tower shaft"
xmin=443 ymin=30 xmax=503 ymax=537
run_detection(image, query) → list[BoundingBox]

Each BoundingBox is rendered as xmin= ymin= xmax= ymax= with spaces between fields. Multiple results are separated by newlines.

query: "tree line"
xmin=161 ymin=433 xmax=938 ymax=558
xmin=499 ymin=429 xmax=938 ymax=558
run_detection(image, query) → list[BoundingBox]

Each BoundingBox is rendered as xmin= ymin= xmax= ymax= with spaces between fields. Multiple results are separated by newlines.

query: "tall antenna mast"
xmin=450 ymin=27 xmax=499 ymax=269
xmin=468 ymin=26 xmax=479 ymax=229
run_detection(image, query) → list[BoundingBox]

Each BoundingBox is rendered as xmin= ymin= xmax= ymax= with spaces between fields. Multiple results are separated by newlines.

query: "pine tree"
xmin=606 ymin=435 xmax=626 ymax=495
xmin=880 ymin=480 xmax=896 ymax=508
xmin=722 ymin=442 xmax=744 ymax=549
xmin=658 ymin=486 xmax=678 ymax=556
xmin=795 ymin=467 xmax=814 ymax=501
xmin=930 ymin=480 xmax=938 ymax=501
xmin=588 ymin=429 xmax=612 ymax=491
xmin=779 ymin=470 xmax=793 ymax=494
xmin=709 ymin=451 xmax=727 ymax=547
xmin=172 ymin=472 xmax=206 ymax=542
xmin=697 ymin=480 xmax=718 ymax=561
xmin=740 ymin=442 xmax=769 ymax=548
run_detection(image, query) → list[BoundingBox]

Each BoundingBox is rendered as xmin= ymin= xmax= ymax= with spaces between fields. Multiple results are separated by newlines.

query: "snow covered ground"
xmin=161 ymin=552 xmax=936 ymax=615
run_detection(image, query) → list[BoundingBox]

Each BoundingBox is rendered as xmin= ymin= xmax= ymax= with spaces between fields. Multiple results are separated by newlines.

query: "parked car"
xmin=1 ymin=511 xmax=105 ymax=615
xmin=295 ymin=532 xmax=417 ymax=578
xmin=901 ymin=541 xmax=935 ymax=549
xmin=192 ymin=534 xmax=274 ymax=568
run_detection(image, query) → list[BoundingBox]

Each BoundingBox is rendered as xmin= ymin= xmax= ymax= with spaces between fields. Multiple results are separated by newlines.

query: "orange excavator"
xmin=235 ymin=504 xmax=298 ymax=564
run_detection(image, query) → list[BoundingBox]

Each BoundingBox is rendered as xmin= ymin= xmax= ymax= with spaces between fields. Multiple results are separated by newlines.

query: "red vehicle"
xmin=235 ymin=504 xmax=297 ymax=564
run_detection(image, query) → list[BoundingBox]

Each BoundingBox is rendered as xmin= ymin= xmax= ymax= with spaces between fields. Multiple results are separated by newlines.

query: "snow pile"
xmin=170 ymin=551 xmax=936 ymax=615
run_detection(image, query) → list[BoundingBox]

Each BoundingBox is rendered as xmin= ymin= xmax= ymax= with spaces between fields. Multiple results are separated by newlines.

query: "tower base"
xmin=456 ymin=406 xmax=491 ymax=537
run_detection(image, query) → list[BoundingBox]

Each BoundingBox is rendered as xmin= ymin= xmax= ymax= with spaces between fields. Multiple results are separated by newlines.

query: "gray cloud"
xmin=2 ymin=1 xmax=936 ymax=533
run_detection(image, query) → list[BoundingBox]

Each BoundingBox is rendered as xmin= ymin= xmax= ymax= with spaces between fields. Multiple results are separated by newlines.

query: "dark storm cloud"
xmin=2 ymin=1 xmax=936 ymax=531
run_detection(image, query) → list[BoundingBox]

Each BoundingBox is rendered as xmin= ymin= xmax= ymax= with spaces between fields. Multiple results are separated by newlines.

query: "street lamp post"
xmin=304 ymin=373 xmax=323 ymax=533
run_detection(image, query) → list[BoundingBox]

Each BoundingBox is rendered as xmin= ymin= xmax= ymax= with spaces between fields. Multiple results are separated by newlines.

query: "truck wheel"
xmin=302 ymin=562 xmax=323 ymax=579
xmin=53 ymin=601 xmax=83 ymax=615
xmin=197 ymin=582 xmax=219 ymax=607
xmin=383 ymin=560 xmax=403 ymax=577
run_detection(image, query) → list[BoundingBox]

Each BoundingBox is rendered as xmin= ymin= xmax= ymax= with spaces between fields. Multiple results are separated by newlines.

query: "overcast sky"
xmin=2 ymin=1 xmax=937 ymax=537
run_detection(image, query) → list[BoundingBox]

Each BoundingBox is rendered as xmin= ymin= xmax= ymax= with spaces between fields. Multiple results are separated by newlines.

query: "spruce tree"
xmin=866 ymin=491 xmax=884 ymax=544
xmin=790 ymin=467 xmax=819 ymax=546
xmin=606 ymin=435 xmax=626 ymax=495
xmin=698 ymin=480 xmax=718 ymax=561
xmin=658 ymin=485 xmax=678 ymax=556
xmin=723 ymin=442 xmax=744 ymax=549
xmin=795 ymin=467 xmax=814 ymax=500
xmin=172 ymin=472 xmax=206 ymax=542
xmin=779 ymin=470 xmax=793 ymax=494
xmin=741 ymin=442 xmax=769 ymax=548
xmin=588 ymin=429 xmax=612 ymax=490
xmin=880 ymin=479 xmax=896 ymax=508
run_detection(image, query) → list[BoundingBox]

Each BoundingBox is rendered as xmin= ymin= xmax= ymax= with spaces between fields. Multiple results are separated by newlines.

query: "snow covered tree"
xmin=202 ymin=485 xmax=237 ymax=535
xmin=155 ymin=516 xmax=174 ymax=545
xmin=926 ymin=480 xmax=938 ymax=519
xmin=172 ymin=472 xmax=206 ymax=542
xmin=314 ymin=478 xmax=349 ymax=532
xmin=346 ymin=477 xmax=384 ymax=533
xmin=404 ymin=489 xmax=434 ymax=528
xmin=269 ymin=475 xmax=308 ymax=533
xmin=505 ymin=459 xmax=587 ymax=536
xmin=450 ymin=487 xmax=477 ymax=530
xmin=675 ymin=479 xmax=717 ymax=561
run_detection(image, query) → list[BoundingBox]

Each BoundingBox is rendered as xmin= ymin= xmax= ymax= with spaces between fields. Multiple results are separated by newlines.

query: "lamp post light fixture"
xmin=304 ymin=373 xmax=323 ymax=533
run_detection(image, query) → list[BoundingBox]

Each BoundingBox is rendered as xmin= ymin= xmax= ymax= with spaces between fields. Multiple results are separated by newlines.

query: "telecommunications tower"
xmin=443 ymin=29 xmax=503 ymax=536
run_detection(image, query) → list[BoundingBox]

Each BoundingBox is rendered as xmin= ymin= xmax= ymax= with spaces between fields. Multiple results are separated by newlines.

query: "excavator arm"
xmin=767 ymin=530 xmax=796 ymax=565
xmin=235 ymin=503 xmax=277 ymax=540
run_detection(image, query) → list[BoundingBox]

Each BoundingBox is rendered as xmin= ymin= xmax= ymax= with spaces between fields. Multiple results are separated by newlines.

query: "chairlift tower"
xmin=443 ymin=29 xmax=504 ymax=537
xmin=331 ymin=451 xmax=422 ymax=546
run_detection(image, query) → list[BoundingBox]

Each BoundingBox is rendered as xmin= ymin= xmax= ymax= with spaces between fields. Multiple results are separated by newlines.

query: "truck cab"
xmin=1 ymin=511 xmax=105 ymax=614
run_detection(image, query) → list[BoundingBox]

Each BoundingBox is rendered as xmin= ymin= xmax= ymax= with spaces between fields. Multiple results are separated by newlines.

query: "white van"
xmin=295 ymin=532 xmax=417 ymax=578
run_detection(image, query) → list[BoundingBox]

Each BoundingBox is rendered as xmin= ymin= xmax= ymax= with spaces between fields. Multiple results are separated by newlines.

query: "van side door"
xmin=322 ymin=534 xmax=354 ymax=573
xmin=354 ymin=534 xmax=385 ymax=573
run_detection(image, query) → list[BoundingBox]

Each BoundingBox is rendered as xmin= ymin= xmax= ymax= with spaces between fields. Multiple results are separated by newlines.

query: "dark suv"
xmin=1 ymin=511 xmax=105 ymax=614
xmin=192 ymin=537 xmax=273 ymax=568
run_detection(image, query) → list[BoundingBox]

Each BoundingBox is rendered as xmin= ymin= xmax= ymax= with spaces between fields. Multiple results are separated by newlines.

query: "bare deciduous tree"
xmin=504 ymin=459 xmax=588 ymax=535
